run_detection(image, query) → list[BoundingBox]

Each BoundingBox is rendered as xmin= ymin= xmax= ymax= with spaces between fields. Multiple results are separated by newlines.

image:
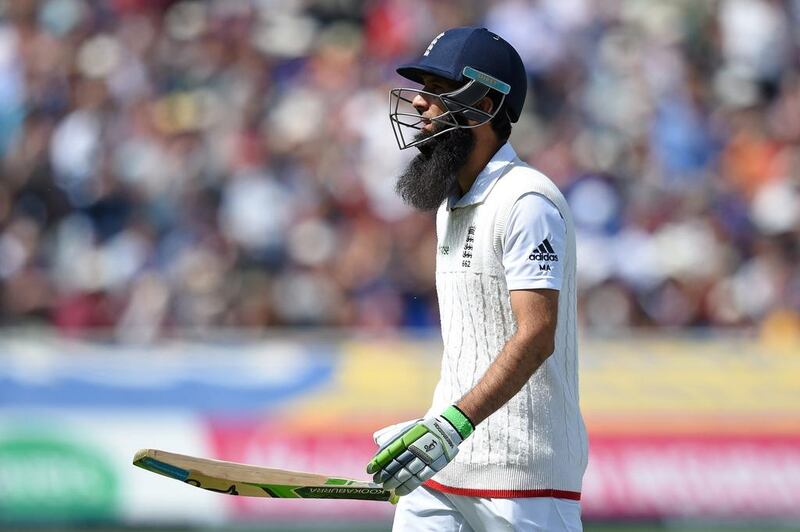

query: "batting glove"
xmin=366 ymin=405 xmax=474 ymax=496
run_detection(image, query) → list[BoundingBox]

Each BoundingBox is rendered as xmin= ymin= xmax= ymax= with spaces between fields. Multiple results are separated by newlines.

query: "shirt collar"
xmin=447 ymin=142 xmax=518 ymax=210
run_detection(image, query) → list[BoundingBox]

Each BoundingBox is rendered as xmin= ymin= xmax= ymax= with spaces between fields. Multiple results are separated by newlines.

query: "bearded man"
xmin=366 ymin=27 xmax=589 ymax=531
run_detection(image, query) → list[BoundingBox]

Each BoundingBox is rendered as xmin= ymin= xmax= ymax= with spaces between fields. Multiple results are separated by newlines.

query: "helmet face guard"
xmin=389 ymin=67 xmax=510 ymax=150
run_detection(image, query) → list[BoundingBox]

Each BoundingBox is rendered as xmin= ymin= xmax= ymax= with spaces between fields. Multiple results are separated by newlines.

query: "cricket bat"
xmin=133 ymin=449 xmax=398 ymax=503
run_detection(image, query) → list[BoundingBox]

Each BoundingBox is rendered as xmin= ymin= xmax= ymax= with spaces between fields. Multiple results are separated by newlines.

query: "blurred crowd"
xmin=1 ymin=0 xmax=799 ymax=340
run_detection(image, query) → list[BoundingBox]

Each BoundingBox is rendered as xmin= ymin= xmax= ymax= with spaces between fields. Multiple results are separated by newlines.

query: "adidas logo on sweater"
xmin=528 ymin=239 xmax=558 ymax=262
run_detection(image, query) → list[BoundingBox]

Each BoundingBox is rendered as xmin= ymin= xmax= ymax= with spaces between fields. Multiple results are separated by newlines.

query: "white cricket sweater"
xmin=425 ymin=145 xmax=588 ymax=498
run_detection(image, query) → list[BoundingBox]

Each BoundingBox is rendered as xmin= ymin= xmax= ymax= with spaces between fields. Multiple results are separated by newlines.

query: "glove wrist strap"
xmin=442 ymin=405 xmax=474 ymax=439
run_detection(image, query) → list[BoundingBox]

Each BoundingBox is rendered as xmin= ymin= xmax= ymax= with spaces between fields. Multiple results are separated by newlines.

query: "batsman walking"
xmin=366 ymin=27 xmax=588 ymax=531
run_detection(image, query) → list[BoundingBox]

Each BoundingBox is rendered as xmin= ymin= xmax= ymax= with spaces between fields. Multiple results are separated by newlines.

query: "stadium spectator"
xmin=0 ymin=0 xmax=798 ymax=338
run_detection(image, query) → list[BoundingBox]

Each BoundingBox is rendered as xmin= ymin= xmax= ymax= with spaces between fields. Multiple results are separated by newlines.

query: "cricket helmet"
xmin=390 ymin=26 xmax=528 ymax=150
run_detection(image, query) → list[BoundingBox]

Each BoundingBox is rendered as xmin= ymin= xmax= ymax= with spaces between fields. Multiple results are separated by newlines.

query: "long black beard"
xmin=395 ymin=125 xmax=475 ymax=211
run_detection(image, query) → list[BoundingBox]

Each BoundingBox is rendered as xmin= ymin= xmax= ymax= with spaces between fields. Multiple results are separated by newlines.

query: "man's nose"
xmin=412 ymin=92 xmax=429 ymax=113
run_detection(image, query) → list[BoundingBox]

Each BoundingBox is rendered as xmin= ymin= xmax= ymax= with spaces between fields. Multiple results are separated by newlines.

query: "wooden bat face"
xmin=133 ymin=449 xmax=397 ymax=503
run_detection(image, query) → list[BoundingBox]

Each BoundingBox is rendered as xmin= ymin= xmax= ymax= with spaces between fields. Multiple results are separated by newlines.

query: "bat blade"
xmin=133 ymin=449 xmax=397 ymax=503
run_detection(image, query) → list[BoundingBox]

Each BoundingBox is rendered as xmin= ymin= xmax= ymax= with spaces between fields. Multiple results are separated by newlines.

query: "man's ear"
xmin=464 ymin=97 xmax=494 ymax=126
xmin=476 ymin=96 xmax=494 ymax=115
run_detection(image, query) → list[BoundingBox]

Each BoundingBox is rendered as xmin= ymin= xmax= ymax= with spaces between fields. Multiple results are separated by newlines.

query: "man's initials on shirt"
xmin=539 ymin=264 xmax=551 ymax=271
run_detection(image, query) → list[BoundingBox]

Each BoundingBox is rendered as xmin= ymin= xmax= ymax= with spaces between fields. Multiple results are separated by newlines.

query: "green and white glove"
xmin=366 ymin=405 xmax=474 ymax=496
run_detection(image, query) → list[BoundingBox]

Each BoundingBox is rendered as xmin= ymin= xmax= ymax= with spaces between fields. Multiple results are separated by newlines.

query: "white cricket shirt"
xmin=425 ymin=143 xmax=588 ymax=499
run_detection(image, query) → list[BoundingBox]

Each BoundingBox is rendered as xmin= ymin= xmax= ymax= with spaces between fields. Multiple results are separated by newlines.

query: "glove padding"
xmin=366 ymin=405 xmax=474 ymax=496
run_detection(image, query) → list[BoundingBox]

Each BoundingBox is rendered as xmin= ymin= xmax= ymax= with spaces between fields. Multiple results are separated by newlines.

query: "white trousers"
xmin=392 ymin=486 xmax=583 ymax=532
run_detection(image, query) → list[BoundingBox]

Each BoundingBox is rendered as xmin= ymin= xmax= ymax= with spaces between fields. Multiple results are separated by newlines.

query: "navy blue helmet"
xmin=390 ymin=27 xmax=527 ymax=150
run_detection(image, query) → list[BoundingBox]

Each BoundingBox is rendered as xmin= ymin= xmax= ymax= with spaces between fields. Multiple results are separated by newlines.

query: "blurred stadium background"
xmin=0 ymin=0 xmax=799 ymax=530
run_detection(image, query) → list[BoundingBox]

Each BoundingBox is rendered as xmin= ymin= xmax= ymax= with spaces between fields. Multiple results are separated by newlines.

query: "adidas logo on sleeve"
xmin=528 ymin=239 xmax=558 ymax=262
